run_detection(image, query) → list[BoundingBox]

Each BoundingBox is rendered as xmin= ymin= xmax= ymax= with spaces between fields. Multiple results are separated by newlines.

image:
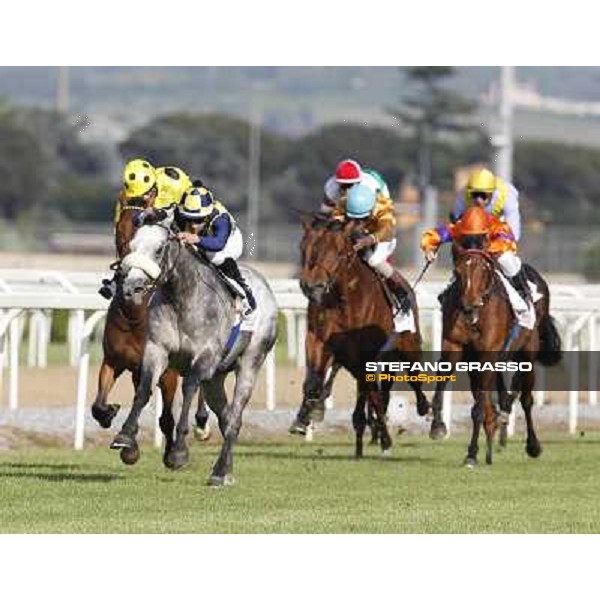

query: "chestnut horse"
xmin=428 ymin=243 xmax=562 ymax=467
xmin=291 ymin=217 xmax=430 ymax=458
xmin=91 ymin=196 xmax=210 ymax=467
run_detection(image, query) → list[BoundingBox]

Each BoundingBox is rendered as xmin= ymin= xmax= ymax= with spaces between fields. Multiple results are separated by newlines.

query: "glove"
xmin=353 ymin=234 xmax=376 ymax=251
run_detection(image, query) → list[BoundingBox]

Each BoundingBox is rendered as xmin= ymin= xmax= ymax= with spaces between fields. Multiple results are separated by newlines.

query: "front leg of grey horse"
xmin=209 ymin=358 xmax=259 ymax=487
xmin=111 ymin=343 xmax=168 ymax=456
xmin=165 ymin=374 xmax=200 ymax=470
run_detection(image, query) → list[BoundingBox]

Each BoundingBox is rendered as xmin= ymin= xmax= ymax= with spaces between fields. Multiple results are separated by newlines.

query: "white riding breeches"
xmin=496 ymin=251 xmax=522 ymax=278
xmin=367 ymin=239 xmax=397 ymax=278
xmin=205 ymin=228 xmax=243 ymax=266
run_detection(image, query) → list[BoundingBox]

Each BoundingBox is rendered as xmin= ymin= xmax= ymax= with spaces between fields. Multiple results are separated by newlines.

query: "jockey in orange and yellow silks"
xmin=421 ymin=204 xmax=532 ymax=306
xmin=442 ymin=168 xmax=530 ymax=303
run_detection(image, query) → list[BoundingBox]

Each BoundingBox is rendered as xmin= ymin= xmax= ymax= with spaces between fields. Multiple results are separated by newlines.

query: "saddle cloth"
xmin=495 ymin=270 xmax=543 ymax=331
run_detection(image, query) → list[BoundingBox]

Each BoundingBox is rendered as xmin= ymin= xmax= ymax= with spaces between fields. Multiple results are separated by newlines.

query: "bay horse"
xmin=111 ymin=217 xmax=278 ymax=486
xmin=428 ymin=242 xmax=562 ymax=467
xmin=91 ymin=196 xmax=210 ymax=468
xmin=291 ymin=216 xmax=430 ymax=458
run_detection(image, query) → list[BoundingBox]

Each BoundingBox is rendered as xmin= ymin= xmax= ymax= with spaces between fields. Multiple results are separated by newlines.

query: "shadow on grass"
xmin=0 ymin=462 xmax=88 ymax=470
xmin=231 ymin=449 xmax=436 ymax=464
xmin=0 ymin=471 xmax=123 ymax=483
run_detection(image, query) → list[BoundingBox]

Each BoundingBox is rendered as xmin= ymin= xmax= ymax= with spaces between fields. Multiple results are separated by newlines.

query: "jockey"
xmin=99 ymin=159 xmax=192 ymax=299
xmin=421 ymin=205 xmax=530 ymax=304
xmin=175 ymin=184 xmax=257 ymax=318
xmin=332 ymin=183 xmax=412 ymax=312
xmin=319 ymin=158 xmax=391 ymax=216
xmin=448 ymin=167 xmax=529 ymax=301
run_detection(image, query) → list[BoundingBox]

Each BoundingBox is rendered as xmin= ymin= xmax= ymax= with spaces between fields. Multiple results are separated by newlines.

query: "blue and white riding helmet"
xmin=178 ymin=186 xmax=215 ymax=221
xmin=346 ymin=183 xmax=376 ymax=218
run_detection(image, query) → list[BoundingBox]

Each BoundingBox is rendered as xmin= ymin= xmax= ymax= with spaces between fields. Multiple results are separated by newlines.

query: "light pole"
xmin=247 ymin=85 xmax=262 ymax=259
xmin=56 ymin=66 xmax=70 ymax=113
xmin=491 ymin=66 xmax=514 ymax=181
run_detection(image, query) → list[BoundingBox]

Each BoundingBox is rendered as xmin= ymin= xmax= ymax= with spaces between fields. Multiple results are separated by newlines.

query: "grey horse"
xmin=110 ymin=218 xmax=278 ymax=486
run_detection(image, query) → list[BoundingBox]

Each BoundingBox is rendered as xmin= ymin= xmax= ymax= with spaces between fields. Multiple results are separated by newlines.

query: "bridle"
xmin=302 ymin=226 xmax=359 ymax=299
xmin=455 ymin=249 xmax=498 ymax=314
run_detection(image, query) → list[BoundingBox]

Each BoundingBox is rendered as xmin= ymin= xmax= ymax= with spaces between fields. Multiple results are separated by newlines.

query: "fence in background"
xmin=0 ymin=270 xmax=599 ymax=449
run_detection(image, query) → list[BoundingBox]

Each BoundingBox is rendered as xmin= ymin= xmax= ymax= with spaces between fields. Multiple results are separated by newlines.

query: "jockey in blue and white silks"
xmin=176 ymin=185 xmax=257 ymax=319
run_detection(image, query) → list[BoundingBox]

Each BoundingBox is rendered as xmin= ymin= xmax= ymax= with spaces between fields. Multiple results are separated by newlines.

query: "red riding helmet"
xmin=335 ymin=159 xmax=362 ymax=184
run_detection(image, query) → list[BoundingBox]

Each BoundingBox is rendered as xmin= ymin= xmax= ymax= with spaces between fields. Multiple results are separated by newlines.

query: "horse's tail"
xmin=537 ymin=313 xmax=562 ymax=366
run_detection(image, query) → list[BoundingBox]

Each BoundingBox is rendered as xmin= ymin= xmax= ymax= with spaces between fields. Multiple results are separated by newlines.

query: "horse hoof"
xmin=382 ymin=448 xmax=393 ymax=458
xmin=120 ymin=446 xmax=140 ymax=465
xmin=110 ymin=432 xmax=135 ymax=450
xmin=289 ymin=420 xmax=309 ymax=436
xmin=526 ymin=441 xmax=542 ymax=458
xmin=464 ymin=457 xmax=477 ymax=469
xmin=498 ymin=411 xmax=510 ymax=425
xmin=429 ymin=422 xmax=448 ymax=440
xmin=194 ymin=425 xmax=212 ymax=442
xmin=207 ymin=474 xmax=234 ymax=487
xmin=92 ymin=404 xmax=120 ymax=429
xmin=165 ymin=449 xmax=189 ymax=470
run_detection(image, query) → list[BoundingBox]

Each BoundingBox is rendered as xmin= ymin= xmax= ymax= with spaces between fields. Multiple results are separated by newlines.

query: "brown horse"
xmin=91 ymin=196 xmax=210 ymax=467
xmin=429 ymin=243 xmax=561 ymax=467
xmin=291 ymin=216 xmax=430 ymax=458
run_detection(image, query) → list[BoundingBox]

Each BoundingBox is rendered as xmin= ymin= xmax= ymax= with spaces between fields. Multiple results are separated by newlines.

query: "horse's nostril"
xmin=134 ymin=286 xmax=144 ymax=294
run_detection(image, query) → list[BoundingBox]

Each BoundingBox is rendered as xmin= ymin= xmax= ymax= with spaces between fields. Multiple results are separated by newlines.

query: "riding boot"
xmin=510 ymin=266 xmax=532 ymax=305
xmin=219 ymin=258 xmax=257 ymax=316
xmin=386 ymin=271 xmax=413 ymax=314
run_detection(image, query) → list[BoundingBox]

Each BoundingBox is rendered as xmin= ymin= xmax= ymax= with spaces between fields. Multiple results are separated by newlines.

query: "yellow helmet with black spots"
xmin=466 ymin=168 xmax=497 ymax=197
xmin=179 ymin=186 xmax=215 ymax=221
xmin=154 ymin=166 xmax=192 ymax=209
xmin=122 ymin=159 xmax=157 ymax=198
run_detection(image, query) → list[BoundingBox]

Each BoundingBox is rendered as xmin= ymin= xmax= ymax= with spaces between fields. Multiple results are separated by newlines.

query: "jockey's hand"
xmin=176 ymin=232 xmax=200 ymax=245
xmin=353 ymin=234 xmax=376 ymax=251
xmin=424 ymin=248 xmax=438 ymax=263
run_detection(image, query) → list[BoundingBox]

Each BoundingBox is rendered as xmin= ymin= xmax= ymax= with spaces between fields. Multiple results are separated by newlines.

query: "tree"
xmin=391 ymin=67 xmax=480 ymax=191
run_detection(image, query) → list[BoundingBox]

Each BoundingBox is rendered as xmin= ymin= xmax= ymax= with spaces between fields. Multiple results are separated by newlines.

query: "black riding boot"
xmin=386 ymin=271 xmax=412 ymax=314
xmin=219 ymin=258 xmax=257 ymax=315
xmin=510 ymin=266 xmax=532 ymax=304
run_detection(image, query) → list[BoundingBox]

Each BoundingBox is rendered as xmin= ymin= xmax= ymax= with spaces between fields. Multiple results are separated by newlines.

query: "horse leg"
xmin=430 ymin=341 xmax=462 ymax=440
xmin=208 ymin=354 xmax=261 ymax=487
xmin=465 ymin=388 xmax=485 ymax=468
xmin=194 ymin=390 xmax=212 ymax=442
xmin=158 ymin=368 xmax=178 ymax=468
xmin=478 ymin=371 xmax=498 ymax=465
xmin=497 ymin=371 xmax=520 ymax=448
xmin=290 ymin=341 xmax=333 ymax=435
xmin=91 ymin=361 xmax=123 ymax=429
xmin=397 ymin=332 xmax=431 ymax=417
xmin=165 ymin=373 xmax=198 ymax=470
xmin=520 ymin=368 xmax=542 ymax=458
xmin=111 ymin=343 xmax=167 ymax=463
xmin=367 ymin=403 xmax=379 ymax=445
xmin=368 ymin=389 xmax=393 ymax=456
xmin=352 ymin=389 xmax=367 ymax=459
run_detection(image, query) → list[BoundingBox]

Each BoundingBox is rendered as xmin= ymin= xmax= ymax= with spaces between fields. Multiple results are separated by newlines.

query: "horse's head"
xmin=120 ymin=214 xmax=176 ymax=305
xmin=453 ymin=245 xmax=496 ymax=314
xmin=299 ymin=216 xmax=358 ymax=305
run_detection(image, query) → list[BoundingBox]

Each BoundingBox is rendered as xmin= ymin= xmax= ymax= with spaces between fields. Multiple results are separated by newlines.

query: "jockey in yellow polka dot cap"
xmin=175 ymin=184 xmax=257 ymax=319
xmin=101 ymin=159 xmax=193 ymax=299
xmin=122 ymin=159 xmax=192 ymax=226
xmin=447 ymin=167 xmax=530 ymax=302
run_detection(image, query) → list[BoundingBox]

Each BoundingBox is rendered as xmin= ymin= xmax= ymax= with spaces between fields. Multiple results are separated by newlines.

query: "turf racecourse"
xmin=1 ymin=434 xmax=599 ymax=533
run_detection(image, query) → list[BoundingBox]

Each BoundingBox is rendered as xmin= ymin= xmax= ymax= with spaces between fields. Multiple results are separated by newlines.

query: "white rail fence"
xmin=0 ymin=270 xmax=599 ymax=448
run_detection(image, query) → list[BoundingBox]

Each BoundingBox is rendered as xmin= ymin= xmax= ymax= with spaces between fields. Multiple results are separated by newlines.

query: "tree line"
xmin=1 ymin=104 xmax=600 ymax=231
